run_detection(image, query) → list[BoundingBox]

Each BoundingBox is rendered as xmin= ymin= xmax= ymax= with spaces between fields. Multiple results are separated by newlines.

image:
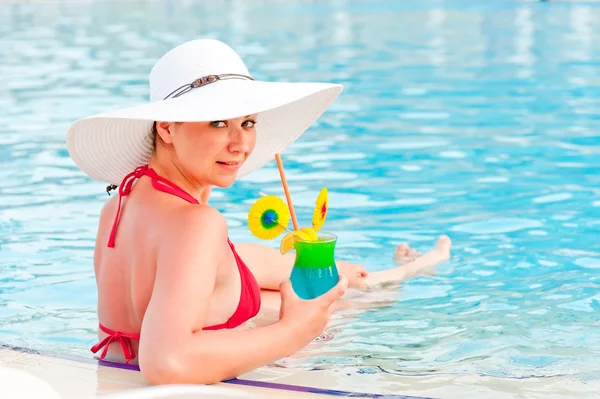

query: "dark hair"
xmin=151 ymin=121 xmax=159 ymax=151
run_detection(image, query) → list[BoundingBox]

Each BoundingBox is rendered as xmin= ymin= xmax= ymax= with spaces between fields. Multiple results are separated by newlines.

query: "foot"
xmin=434 ymin=235 xmax=452 ymax=259
xmin=393 ymin=235 xmax=451 ymax=266
xmin=368 ymin=235 xmax=452 ymax=286
xmin=393 ymin=243 xmax=420 ymax=265
xmin=417 ymin=235 xmax=452 ymax=275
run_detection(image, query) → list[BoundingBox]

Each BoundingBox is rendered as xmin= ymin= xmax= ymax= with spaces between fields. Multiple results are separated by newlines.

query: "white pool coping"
xmin=1 ymin=345 xmax=598 ymax=398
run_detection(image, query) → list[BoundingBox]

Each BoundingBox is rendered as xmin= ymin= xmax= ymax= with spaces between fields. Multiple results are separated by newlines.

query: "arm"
xmin=138 ymin=207 xmax=306 ymax=385
xmin=234 ymin=242 xmax=368 ymax=290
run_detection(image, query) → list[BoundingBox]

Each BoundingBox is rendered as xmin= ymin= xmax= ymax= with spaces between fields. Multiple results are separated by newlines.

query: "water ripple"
xmin=0 ymin=0 xmax=599 ymax=392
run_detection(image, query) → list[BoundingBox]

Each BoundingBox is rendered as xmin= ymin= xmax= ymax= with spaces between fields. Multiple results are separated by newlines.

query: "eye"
xmin=242 ymin=120 xmax=256 ymax=128
xmin=210 ymin=121 xmax=227 ymax=128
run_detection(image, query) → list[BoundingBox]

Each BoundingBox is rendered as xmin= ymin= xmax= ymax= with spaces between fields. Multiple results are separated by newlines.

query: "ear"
xmin=156 ymin=121 xmax=175 ymax=144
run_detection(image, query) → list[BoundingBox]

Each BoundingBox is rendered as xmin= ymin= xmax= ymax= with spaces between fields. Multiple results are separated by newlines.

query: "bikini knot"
xmin=92 ymin=324 xmax=137 ymax=364
xmin=118 ymin=165 xmax=149 ymax=196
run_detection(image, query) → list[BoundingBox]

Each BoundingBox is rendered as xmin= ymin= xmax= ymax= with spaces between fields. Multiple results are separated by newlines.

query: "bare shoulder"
xmin=95 ymin=195 xmax=120 ymax=251
xmin=167 ymin=204 xmax=228 ymax=237
xmin=98 ymin=194 xmax=119 ymax=227
xmin=157 ymin=204 xmax=229 ymax=266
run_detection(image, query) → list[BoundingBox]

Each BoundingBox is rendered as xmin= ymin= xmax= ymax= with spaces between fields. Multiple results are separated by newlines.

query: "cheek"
xmin=174 ymin=130 xmax=212 ymax=160
xmin=248 ymin=131 xmax=258 ymax=152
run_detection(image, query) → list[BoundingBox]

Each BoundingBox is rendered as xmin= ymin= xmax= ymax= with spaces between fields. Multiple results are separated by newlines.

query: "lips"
xmin=216 ymin=161 xmax=242 ymax=172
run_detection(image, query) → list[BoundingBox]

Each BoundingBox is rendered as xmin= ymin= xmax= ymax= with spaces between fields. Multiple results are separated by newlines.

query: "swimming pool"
xmin=1 ymin=0 xmax=599 ymax=396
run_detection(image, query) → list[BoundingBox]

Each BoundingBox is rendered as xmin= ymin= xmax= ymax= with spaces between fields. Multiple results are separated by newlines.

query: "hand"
xmin=278 ymin=274 xmax=349 ymax=348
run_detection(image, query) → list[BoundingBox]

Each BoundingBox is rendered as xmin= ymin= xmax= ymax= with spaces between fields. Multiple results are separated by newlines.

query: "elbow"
xmin=139 ymin=349 xmax=239 ymax=385
xmin=139 ymin=351 xmax=188 ymax=385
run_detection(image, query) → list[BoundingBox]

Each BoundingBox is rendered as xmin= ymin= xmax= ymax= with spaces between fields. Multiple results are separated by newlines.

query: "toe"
xmin=436 ymin=235 xmax=452 ymax=252
xmin=395 ymin=243 xmax=410 ymax=257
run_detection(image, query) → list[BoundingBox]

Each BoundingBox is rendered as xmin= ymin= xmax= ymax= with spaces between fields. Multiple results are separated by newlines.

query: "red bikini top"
xmin=92 ymin=165 xmax=261 ymax=363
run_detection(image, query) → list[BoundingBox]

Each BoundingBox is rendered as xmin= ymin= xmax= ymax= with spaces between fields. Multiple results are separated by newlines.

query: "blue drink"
xmin=289 ymin=232 xmax=339 ymax=300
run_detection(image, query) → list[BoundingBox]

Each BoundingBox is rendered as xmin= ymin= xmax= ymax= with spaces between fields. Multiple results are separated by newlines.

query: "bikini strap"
xmin=107 ymin=165 xmax=200 ymax=247
xmin=145 ymin=168 xmax=199 ymax=204
xmin=107 ymin=165 xmax=149 ymax=248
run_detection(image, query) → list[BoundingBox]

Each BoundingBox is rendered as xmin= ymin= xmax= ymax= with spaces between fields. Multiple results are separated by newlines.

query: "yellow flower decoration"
xmin=312 ymin=187 xmax=328 ymax=231
xmin=248 ymin=196 xmax=290 ymax=240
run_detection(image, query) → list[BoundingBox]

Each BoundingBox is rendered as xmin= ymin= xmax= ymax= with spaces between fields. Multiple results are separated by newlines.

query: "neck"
xmin=147 ymin=152 xmax=212 ymax=205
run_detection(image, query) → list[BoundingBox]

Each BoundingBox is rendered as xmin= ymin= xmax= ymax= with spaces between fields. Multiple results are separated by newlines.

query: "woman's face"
xmin=156 ymin=114 xmax=257 ymax=188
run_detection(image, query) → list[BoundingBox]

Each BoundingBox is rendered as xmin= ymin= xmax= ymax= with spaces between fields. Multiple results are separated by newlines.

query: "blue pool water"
xmin=1 ymin=0 xmax=599 ymax=388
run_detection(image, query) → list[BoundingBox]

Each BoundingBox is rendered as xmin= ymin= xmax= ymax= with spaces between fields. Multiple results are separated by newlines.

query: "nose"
xmin=229 ymin=126 xmax=251 ymax=154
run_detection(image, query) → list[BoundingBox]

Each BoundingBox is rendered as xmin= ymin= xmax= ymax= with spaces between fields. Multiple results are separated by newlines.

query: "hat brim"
xmin=67 ymin=79 xmax=343 ymax=185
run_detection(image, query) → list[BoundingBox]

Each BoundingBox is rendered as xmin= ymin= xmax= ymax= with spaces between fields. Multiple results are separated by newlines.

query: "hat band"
xmin=163 ymin=74 xmax=254 ymax=100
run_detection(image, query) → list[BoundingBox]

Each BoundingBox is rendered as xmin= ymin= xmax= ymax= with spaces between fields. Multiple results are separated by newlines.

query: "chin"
xmin=212 ymin=177 xmax=237 ymax=188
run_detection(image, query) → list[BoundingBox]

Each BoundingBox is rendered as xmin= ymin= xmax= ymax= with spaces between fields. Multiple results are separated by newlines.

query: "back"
xmin=95 ymin=181 xmax=157 ymax=330
xmin=93 ymin=176 xmax=242 ymax=362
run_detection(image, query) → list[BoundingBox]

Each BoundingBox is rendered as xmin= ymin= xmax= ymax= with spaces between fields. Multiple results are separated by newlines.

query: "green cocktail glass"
xmin=289 ymin=232 xmax=339 ymax=300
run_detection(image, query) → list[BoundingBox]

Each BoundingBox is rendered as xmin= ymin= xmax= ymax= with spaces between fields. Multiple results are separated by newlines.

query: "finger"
xmin=339 ymin=273 xmax=349 ymax=289
xmin=319 ymin=273 xmax=348 ymax=305
xmin=279 ymin=279 xmax=297 ymax=302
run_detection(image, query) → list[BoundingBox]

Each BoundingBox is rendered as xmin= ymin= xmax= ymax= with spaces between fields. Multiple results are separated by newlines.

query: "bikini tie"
xmin=91 ymin=324 xmax=139 ymax=364
xmin=107 ymin=165 xmax=148 ymax=248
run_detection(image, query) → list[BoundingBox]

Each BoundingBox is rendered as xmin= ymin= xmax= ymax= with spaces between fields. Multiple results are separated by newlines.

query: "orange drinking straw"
xmin=274 ymin=154 xmax=299 ymax=231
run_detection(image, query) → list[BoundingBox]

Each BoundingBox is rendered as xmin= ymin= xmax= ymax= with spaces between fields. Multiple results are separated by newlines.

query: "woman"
xmin=67 ymin=39 xmax=451 ymax=385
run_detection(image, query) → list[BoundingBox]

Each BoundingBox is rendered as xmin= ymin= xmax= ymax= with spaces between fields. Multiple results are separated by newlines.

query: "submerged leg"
xmin=367 ymin=235 xmax=452 ymax=286
xmin=253 ymin=235 xmax=452 ymax=322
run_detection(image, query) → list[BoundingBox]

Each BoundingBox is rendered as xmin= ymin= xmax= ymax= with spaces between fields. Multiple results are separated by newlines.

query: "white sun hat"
xmin=66 ymin=39 xmax=343 ymax=185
